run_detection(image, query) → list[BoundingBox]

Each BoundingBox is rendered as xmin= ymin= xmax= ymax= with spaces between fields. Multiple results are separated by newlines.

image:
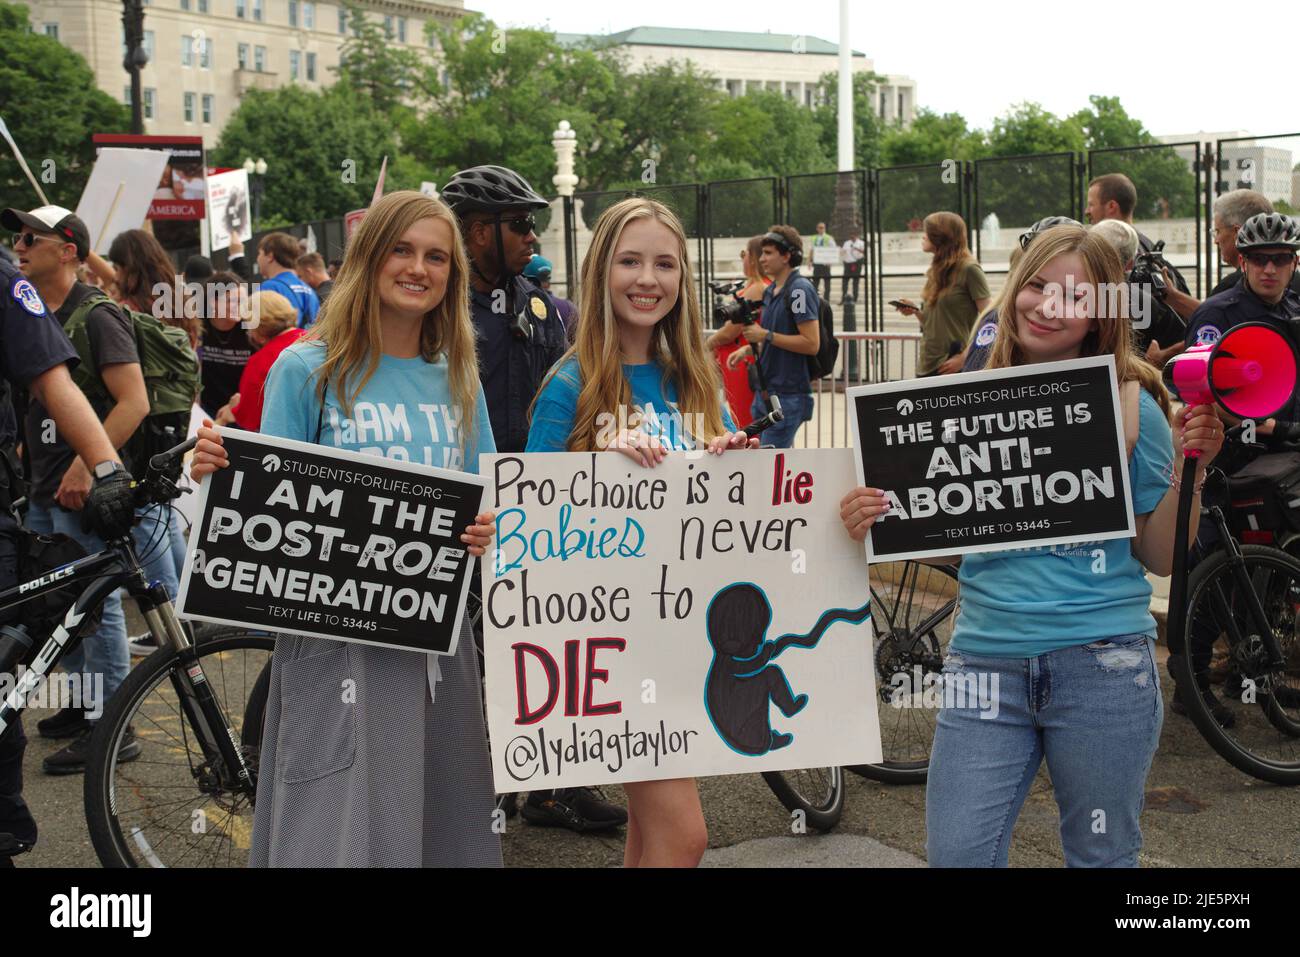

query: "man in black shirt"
xmin=1086 ymin=173 xmax=1193 ymax=362
xmin=0 ymin=255 xmax=132 ymax=865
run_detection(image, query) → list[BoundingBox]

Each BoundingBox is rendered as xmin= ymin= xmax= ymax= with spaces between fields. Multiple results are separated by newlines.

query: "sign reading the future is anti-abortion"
xmin=176 ymin=429 xmax=486 ymax=655
xmin=848 ymin=355 xmax=1135 ymax=562
xmin=480 ymin=449 xmax=882 ymax=792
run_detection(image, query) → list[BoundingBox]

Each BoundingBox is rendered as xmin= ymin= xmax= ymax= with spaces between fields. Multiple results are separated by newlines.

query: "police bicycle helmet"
xmin=441 ymin=165 xmax=549 ymax=215
xmin=1235 ymin=213 xmax=1300 ymax=252
xmin=1018 ymin=216 xmax=1082 ymax=250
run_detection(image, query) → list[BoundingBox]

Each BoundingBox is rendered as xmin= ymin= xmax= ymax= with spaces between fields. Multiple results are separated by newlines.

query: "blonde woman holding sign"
xmin=841 ymin=225 xmax=1224 ymax=867
xmin=190 ymin=191 xmax=500 ymax=867
xmin=527 ymin=196 xmax=757 ymax=867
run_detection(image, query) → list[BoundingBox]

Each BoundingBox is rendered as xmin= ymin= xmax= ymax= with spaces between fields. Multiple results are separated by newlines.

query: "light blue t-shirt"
xmin=526 ymin=357 xmax=736 ymax=452
xmin=952 ymin=388 xmax=1173 ymax=658
xmin=261 ymin=340 xmax=495 ymax=473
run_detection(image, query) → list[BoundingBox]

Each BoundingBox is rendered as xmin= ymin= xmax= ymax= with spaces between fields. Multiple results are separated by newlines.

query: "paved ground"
xmin=18 ymin=639 xmax=1298 ymax=869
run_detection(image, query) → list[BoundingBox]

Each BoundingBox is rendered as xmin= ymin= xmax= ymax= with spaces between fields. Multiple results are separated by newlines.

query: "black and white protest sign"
xmin=847 ymin=355 xmax=1135 ymax=561
xmin=176 ymin=429 xmax=487 ymax=655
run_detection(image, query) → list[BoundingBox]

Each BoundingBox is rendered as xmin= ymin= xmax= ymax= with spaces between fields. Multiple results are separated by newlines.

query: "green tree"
xmin=335 ymin=0 xmax=423 ymax=116
xmin=212 ymin=83 xmax=399 ymax=223
xmin=880 ymin=109 xmax=981 ymax=166
xmin=406 ymin=15 xmax=626 ymax=194
xmin=1074 ymin=96 xmax=1197 ymax=218
xmin=0 ymin=0 xmax=130 ymax=204
xmin=811 ymin=70 xmax=886 ymax=171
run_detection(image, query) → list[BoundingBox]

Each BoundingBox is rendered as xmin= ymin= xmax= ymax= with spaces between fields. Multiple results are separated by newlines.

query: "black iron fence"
xmin=169 ymin=134 xmax=1297 ymax=379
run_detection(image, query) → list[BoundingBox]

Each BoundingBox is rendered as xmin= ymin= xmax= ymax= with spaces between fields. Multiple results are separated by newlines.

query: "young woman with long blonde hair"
xmin=527 ymin=197 xmax=757 ymax=866
xmin=842 ymin=225 xmax=1223 ymax=866
xmin=190 ymin=190 xmax=500 ymax=867
xmin=894 ymin=211 xmax=992 ymax=376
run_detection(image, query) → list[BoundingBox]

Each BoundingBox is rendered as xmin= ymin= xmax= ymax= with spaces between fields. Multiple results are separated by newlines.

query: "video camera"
xmin=709 ymin=279 xmax=761 ymax=326
xmin=1128 ymin=240 xmax=1172 ymax=303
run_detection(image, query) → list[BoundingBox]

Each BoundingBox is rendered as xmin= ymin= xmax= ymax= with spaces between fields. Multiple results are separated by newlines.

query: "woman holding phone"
xmin=893 ymin=212 xmax=991 ymax=376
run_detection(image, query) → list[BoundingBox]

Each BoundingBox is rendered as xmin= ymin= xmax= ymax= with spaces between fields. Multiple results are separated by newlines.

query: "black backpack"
xmin=777 ymin=279 xmax=839 ymax=381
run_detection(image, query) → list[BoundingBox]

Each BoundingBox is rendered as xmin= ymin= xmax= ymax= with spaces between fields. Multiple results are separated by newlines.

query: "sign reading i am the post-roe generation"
xmin=175 ymin=429 xmax=487 ymax=656
xmin=847 ymin=355 xmax=1135 ymax=562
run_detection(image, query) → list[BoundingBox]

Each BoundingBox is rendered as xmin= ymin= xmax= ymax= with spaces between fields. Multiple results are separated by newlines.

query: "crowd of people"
xmin=0 ymin=158 xmax=1297 ymax=868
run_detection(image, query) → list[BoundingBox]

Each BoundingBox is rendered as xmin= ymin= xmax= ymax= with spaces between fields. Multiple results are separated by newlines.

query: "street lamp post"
xmin=243 ymin=157 xmax=268 ymax=232
xmin=121 ymin=0 xmax=148 ymax=134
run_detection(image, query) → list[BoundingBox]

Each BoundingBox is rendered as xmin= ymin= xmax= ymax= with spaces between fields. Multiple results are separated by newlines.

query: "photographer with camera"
xmin=0 ymin=253 xmax=132 ymax=865
xmin=743 ymin=227 xmax=820 ymax=448
xmin=707 ymin=236 xmax=769 ymax=429
xmin=1172 ymin=212 xmax=1300 ymax=726
xmin=1086 ymin=173 xmax=1194 ymax=363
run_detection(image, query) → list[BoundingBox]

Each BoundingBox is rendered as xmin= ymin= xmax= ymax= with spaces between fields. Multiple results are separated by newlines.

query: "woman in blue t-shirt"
xmin=840 ymin=225 xmax=1224 ymax=867
xmin=190 ymin=191 xmax=501 ymax=867
xmin=528 ymin=197 xmax=756 ymax=866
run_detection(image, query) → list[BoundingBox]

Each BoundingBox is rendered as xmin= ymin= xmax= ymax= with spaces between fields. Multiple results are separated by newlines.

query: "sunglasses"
xmin=12 ymin=231 xmax=65 ymax=249
xmin=1242 ymin=251 xmax=1296 ymax=268
xmin=497 ymin=214 xmax=536 ymax=236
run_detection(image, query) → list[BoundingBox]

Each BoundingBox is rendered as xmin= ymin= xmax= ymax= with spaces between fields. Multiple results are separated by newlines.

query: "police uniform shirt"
xmin=0 ymin=260 xmax=79 ymax=531
xmin=1184 ymin=280 xmax=1300 ymax=426
xmin=470 ymin=274 xmax=567 ymax=454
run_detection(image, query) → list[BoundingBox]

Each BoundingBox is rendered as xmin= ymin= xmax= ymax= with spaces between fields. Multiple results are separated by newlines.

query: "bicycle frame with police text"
xmin=0 ymin=534 xmax=255 ymax=794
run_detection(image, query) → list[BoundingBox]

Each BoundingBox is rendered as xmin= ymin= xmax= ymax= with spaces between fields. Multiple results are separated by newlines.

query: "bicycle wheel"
xmin=1174 ymin=545 xmax=1300 ymax=785
xmin=467 ymin=585 xmax=515 ymax=815
xmin=761 ymin=766 xmax=844 ymax=832
xmin=84 ymin=628 xmax=275 ymax=867
xmin=849 ymin=561 xmax=958 ymax=785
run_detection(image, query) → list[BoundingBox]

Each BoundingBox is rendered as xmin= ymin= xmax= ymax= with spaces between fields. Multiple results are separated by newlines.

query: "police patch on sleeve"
xmin=1195 ymin=325 xmax=1222 ymax=346
xmin=10 ymin=277 xmax=46 ymax=316
xmin=975 ymin=322 xmax=997 ymax=346
xmin=529 ymin=294 xmax=548 ymax=320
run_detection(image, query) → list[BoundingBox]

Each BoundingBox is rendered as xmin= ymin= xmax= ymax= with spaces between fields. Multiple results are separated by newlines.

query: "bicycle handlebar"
xmin=132 ymin=436 xmax=199 ymax=509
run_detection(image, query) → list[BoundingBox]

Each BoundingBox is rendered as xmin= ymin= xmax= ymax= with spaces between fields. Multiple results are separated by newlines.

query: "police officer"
xmin=441 ymin=166 xmax=568 ymax=454
xmin=0 ymin=256 xmax=135 ymax=865
xmin=441 ymin=167 xmax=626 ymax=834
xmin=1184 ymin=213 xmax=1300 ymax=438
xmin=1173 ymin=212 xmax=1300 ymax=726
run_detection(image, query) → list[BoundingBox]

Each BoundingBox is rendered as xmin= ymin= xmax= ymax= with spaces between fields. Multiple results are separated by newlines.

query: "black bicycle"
xmin=1169 ymin=467 xmax=1300 ymax=786
xmin=0 ymin=438 xmax=272 ymax=867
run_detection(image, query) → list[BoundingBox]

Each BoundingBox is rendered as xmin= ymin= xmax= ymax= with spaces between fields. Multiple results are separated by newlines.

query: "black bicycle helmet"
xmin=1236 ymin=212 xmax=1300 ymax=252
xmin=441 ymin=165 xmax=549 ymax=215
xmin=1018 ymin=216 xmax=1082 ymax=250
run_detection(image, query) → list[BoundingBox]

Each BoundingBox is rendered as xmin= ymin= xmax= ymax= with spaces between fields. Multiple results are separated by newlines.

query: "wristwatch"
xmin=93 ymin=460 xmax=125 ymax=480
xmin=765 ymin=329 xmax=774 ymax=347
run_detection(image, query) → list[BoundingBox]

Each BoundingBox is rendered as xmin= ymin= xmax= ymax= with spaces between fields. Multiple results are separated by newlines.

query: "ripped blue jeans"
xmin=926 ymin=633 xmax=1162 ymax=867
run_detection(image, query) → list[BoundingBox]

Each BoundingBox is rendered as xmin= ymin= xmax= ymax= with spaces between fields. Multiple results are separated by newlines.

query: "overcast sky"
xmin=475 ymin=0 xmax=1298 ymax=158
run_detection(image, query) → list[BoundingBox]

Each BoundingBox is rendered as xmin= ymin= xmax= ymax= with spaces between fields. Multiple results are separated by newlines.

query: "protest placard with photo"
xmin=176 ymin=429 xmax=487 ymax=655
xmin=480 ymin=449 xmax=881 ymax=793
xmin=92 ymin=133 xmax=207 ymax=220
xmin=206 ymin=168 xmax=252 ymax=251
xmin=847 ymin=355 xmax=1135 ymax=562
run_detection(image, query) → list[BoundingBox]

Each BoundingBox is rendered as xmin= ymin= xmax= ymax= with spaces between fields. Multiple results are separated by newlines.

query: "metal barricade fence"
xmin=795 ymin=331 xmax=923 ymax=450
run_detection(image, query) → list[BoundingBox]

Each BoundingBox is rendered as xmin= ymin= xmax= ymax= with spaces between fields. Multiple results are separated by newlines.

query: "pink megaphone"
xmin=1162 ymin=322 xmax=1299 ymax=457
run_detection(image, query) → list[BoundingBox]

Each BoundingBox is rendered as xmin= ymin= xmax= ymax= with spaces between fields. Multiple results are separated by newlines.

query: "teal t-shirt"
xmin=526 ymin=357 xmax=736 ymax=452
xmin=260 ymin=340 xmax=495 ymax=473
xmin=952 ymin=388 xmax=1172 ymax=657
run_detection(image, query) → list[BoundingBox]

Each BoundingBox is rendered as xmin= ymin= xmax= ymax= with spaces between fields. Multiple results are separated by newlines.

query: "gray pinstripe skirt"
xmin=248 ymin=616 xmax=503 ymax=867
